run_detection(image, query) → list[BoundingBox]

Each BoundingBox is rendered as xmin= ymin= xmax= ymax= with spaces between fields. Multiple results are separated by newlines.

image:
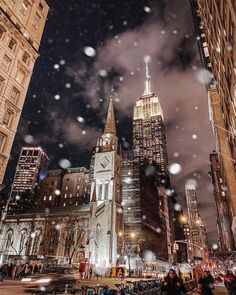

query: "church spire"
xmin=104 ymin=90 xmax=117 ymax=135
xmin=143 ymin=56 xmax=152 ymax=95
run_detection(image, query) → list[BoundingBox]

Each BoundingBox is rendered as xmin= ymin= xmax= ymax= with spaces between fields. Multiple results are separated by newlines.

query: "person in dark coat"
xmin=198 ymin=270 xmax=214 ymax=295
xmin=161 ymin=269 xmax=186 ymax=295
xmin=224 ymin=270 xmax=236 ymax=295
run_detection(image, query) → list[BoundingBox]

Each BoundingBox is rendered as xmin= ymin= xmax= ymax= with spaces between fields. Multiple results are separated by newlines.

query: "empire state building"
xmin=133 ymin=58 xmax=169 ymax=186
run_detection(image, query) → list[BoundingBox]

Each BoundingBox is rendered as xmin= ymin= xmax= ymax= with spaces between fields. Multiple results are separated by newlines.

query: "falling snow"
xmin=59 ymin=158 xmax=71 ymax=169
xmin=168 ymin=163 xmax=182 ymax=175
xmin=24 ymin=135 xmax=34 ymax=144
xmin=83 ymin=46 xmax=96 ymax=57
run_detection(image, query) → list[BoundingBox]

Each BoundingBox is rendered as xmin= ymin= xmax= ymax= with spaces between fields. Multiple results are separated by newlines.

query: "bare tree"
xmin=59 ymin=216 xmax=92 ymax=265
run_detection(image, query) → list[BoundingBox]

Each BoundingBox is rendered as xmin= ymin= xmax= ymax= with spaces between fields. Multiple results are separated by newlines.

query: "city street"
xmin=0 ymin=279 xmax=228 ymax=295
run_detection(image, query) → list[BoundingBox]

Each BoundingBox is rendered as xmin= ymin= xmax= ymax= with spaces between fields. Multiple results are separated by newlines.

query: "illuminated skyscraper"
xmin=0 ymin=0 xmax=49 ymax=188
xmin=133 ymin=58 xmax=169 ymax=186
xmin=12 ymin=146 xmax=48 ymax=198
xmin=185 ymin=185 xmax=208 ymax=262
xmin=190 ymin=0 xmax=236 ymax=240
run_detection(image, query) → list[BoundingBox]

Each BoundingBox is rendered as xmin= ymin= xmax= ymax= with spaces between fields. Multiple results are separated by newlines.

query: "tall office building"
xmin=121 ymin=60 xmax=172 ymax=261
xmin=11 ymin=146 xmax=48 ymax=198
xmin=122 ymin=150 xmax=141 ymax=232
xmin=0 ymin=0 xmax=49 ymax=188
xmin=190 ymin=0 xmax=236 ymax=239
xmin=133 ymin=58 xmax=169 ymax=187
xmin=210 ymin=153 xmax=235 ymax=251
xmin=185 ymin=185 xmax=208 ymax=262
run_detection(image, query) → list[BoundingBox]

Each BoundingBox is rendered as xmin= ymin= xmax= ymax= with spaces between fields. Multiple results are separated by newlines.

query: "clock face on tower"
xmin=100 ymin=156 xmax=110 ymax=169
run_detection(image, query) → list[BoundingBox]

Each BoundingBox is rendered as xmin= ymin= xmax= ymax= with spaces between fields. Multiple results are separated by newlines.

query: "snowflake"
xmin=84 ymin=46 xmax=96 ymax=57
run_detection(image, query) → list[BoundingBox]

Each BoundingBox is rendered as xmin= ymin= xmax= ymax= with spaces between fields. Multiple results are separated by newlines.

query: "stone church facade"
xmin=0 ymin=99 xmax=123 ymax=268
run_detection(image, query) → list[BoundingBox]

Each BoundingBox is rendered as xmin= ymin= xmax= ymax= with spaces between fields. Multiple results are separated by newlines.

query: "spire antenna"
xmin=143 ymin=55 xmax=152 ymax=95
xmin=104 ymin=88 xmax=117 ymax=135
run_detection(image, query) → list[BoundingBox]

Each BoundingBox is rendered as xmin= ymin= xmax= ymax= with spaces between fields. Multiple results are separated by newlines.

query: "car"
xmin=21 ymin=266 xmax=77 ymax=293
xmin=213 ymin=275 xmax=224 ymax=285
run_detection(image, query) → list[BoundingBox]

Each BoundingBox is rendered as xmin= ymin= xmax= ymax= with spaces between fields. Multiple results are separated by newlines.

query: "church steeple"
xmin=143 ymin=56 xmax=152 ymax=95
xmin=104 ymin=91 xmax=116 ymax=135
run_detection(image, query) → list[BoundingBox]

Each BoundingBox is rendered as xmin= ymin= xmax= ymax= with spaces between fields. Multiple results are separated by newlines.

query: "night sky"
xmin=5 ymin=0 xmax=217 ymax=243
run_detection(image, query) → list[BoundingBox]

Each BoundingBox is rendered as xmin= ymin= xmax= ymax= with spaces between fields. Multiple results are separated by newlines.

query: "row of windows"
xmin=0 ymin=26 xmax=30 ymax=66
xmin=0 ymin=76 xmax=21 ymax=105
xmin=1 ymin=54 xmax=27 ymax=85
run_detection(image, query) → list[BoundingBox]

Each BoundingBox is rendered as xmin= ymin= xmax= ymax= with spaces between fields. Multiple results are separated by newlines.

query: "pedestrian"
xmin=161 ymin=269 xmax=187 ymax=295
xmin=224 ymin=270 xmax=236 ymax=295
xmin=198 ymin=270 xmax=214 ymax=295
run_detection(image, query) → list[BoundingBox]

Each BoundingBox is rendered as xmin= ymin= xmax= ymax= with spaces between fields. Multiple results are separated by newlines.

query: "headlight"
xmin=35 ymin=278 xmax=52 ymax=284
xmin=21 ymin=278 xmax=32 ymax=282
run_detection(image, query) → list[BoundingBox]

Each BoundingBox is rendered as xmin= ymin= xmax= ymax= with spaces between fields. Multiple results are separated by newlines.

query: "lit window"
xmin=1 ymin=55 xmax=11 ymax=72
xmin=8 ymin=38 xmax=17 ymax=51
xmin=0 ymin=133 xmax=6 ymax=151
xmin=0 ymin=26 xmax=6 ymax=39
xmin=64 ymin=194 xmax=67 ymax=198
xmin=63 ymin=202 xmax=66 ymax=207
xmin=2 ymin=109 xmax=13 ymax=128
xmin=9 ymin=87 xmax=20 ymax=104
xmin=77 ymin=185 xmax=80 ymax=190
xmin=43 ymin=196 xmax=46 ymax=201
xmin=22 ymin=52 xmax=30 ymax=64
xmin=69 ymin=193 xmax=72 ymax=198
xmin=65 ymin=186 xmax=68 ymax=190
xmin=16 ymin=68 xmax=25 ymax=84
xmin=49 ymin=195 xmax=52 ymax=200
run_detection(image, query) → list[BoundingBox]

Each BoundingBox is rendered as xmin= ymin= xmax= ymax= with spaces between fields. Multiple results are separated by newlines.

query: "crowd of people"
xmin=0 ymin=261 xmax=43 ymax=279
xmin=161 ymin=268 xmax=236 ymax=295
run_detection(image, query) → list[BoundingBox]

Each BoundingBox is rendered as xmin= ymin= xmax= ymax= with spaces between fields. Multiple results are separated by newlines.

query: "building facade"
xmin=38 ymin=167 xmax=89 ymax=208
xmin=210 ymin=152 xmax=235 ymax=251
xmin=133 ymin=59 xmax=169 ymax=187
xmin=120 ymin=60 xmax=172 ymax=262
xmin=0 ymin=99 xmax=123 ymax=269
xmin=185 ymin=184 xmax=208 ymax=263
xmin=0 ymin=0 xmax=49 ymax=188
xmin=89 ymin=98 xmax=123 ymax=267
xmin=190 ymin=0 xmax=236 ymax=240
xmin=11 ymin=146 xmax=48 ymax=197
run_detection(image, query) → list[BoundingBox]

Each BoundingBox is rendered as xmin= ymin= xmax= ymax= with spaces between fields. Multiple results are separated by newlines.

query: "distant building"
xmin=0 ymin=0 xmax=49 ymax=188
xmin=190 ymin=0 xmax=236 ymax=241
xmin=185 ymin=185 xmax=208 ymax=263
xmin=39 ymin=167 xmax=90 ymax=208
xmin=12 ymin=146 xmax=48 ymax=198
xmin=38 ymin=169 xmax=62 ymax=207
xmin=210 ymin=152 xmax=235 ymax=251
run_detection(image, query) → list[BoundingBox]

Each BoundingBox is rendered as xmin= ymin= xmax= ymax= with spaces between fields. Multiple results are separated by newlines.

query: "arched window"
xmin=98 ymin=183 xmax=103 ymax=200
xmin=48 ymin=229 xmax=59 ymax=256
xmin=18 ymin=228 xmax=28 ymax=255
xmin=32 ymin=228 xmax=42 ymax=255
xmin=5 ymin=228 xmax=13 ymax=250
xmin=64 ymin=228 xmax=74 ymax=257
xmin=104 ymin=182 xmax=109 ymax=200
